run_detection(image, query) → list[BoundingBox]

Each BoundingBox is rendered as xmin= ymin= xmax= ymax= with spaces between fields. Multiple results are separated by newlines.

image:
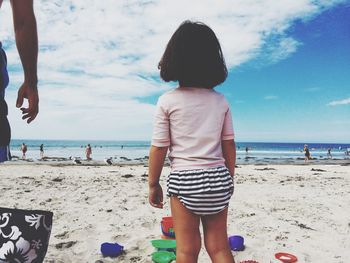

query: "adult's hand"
xmin=16 ymin=82 xmax=39 ymax=123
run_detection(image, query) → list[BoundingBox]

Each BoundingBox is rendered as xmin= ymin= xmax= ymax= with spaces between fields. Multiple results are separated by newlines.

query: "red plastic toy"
xmin=275 ymin=252 xmax=298 ymax=263
xmin=161 ymin=216 xmax=175 ymax=238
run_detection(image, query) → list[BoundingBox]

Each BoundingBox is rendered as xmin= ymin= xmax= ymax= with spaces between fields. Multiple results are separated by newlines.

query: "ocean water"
xmin=10 ymin=140 xmax=150 ymax=161
xmin=9 ymin=139 xmax=350 ymax=162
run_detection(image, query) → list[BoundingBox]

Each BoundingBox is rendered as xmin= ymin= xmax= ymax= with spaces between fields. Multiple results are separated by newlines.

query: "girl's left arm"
xmin=148 ymin=145 xmax=168 ymax=208
xmin=222 ymin=139 xmax=236 ymax=177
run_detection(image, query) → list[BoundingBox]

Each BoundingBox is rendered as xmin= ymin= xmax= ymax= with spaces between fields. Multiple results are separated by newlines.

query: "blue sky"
xmin=0 ymin=0 xmax=349 ymax=142
xmin=220 ymin=3 xmax=350 ymax=142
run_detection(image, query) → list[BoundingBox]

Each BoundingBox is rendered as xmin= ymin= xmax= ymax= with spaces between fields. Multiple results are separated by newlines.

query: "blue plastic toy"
xmin=100 ymin=242 xmax=124 ymax=257
xmin=228 ymin=235 xmax=245 ymax=251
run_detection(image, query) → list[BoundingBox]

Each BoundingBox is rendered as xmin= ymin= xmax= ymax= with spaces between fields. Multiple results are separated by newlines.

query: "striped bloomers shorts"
xmin=167 ymin=166 xmax=234 ymax=215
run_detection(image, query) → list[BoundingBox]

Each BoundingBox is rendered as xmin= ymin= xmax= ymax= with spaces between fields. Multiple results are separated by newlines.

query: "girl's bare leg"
xmin=170 ymin=196 xmax=201 ymax=263
xmin=201 ymin=208 xmax=235 ymax=263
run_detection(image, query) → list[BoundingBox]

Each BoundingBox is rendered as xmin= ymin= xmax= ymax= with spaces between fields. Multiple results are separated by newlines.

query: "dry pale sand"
xmin=0 ymin=163 xmax=349 ymax=263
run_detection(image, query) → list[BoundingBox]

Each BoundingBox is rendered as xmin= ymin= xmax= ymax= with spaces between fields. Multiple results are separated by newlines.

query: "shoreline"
xmin=3 ymin=157 xmax=350 ymax=167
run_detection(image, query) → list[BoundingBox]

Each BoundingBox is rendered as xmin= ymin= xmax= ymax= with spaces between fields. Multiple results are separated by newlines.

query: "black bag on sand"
xmin=0 ymin=208 xmax=53 ymax=263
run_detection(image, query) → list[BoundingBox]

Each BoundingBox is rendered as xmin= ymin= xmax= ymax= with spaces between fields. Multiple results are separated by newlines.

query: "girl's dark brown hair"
xmin=158 ymin=20 xmax=228 ymax=88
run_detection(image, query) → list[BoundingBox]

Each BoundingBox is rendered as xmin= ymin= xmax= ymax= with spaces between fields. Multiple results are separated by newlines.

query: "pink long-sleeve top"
xmin=152 ymin=86 xmax=234 ymax=171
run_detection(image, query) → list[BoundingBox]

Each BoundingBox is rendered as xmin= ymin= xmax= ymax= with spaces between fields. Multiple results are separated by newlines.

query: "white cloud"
xmin=266 ymin=37 xmax=301 ymax=63
xmin=327 ymin=97 xmax=350 ymax=106
xmin=0 ymin=0 xmax=346 ymax=139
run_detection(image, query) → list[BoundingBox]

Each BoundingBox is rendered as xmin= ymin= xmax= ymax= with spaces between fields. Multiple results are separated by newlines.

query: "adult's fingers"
xmin=20 ymin=104 xmax=38 ymax=114
xmin=20 ymin=107 xmax=30 ymax=113
xmin=25 ymin=93 xmax=39 ymax=123
xmin=21 ymin=110 xmax=38 ymax=123
xmin=20 ymin=105 xmax=38 ymax=123
xmin=22 ymin=113 xmax=31 ymax=120
xmin=16 ymin=89 xmax=25 ymax=108
xmin=26 ymin=113 xmax=38 ymax=124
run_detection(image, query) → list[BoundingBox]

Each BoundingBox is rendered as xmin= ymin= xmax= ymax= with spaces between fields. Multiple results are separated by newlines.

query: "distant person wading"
xmin=327 ymin=148 xmax=332 ymax=159
xmin=21 ymin=143 xmax=28 ymax=159
xmin=40 ymin=143 xmax=44 ymax=159
xmin=86 ymin=144 xmax=92 ymax=160
xmin=304 ymin=144 xmax=311 ymax=162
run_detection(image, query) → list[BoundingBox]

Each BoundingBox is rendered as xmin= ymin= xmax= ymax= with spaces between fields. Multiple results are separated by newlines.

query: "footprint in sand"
xmin=311 ymin=168 xmax=327 ymax=172
xmin=55 ymin=241 xmax=77 ymax=249
xmin=54 ymin=231 xmax=70 ymax=239
xmin=141 ymin=221 xmax=153 ymax=229
xmin=122 ymin=174 xmax=134 ymax=178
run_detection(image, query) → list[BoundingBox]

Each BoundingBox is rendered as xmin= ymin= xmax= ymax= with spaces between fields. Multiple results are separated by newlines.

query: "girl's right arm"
xmin=148 ymin=145 xmax=168 ymax=209
xmin=222 ymin=139 xmax=236 ymax=177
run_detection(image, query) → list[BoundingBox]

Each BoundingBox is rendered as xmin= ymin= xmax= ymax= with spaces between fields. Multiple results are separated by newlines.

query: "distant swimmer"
xmin=121 ymin=145 xmax=124 ymax=149
xmin=304 ymin=144 xmax=311 ymax=162
xmin=245 ymin=147 xmax=249 ymax=154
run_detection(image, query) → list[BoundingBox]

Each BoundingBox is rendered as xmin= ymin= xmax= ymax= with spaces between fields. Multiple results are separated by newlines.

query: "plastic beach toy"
xmin=228 ymin=235 xmax=245 ymax=251
xmin=100 ymin=242 xmax=124 ymax=257
xmin=151 ymin=239 xmax=176 ymax=253
xmin=275 ymin=252 xmax=298 ymax=263
xmin=152 ymin=251 xmax=176 ymax=263
xmin=161 ymin=216 xmax=175 ymax=238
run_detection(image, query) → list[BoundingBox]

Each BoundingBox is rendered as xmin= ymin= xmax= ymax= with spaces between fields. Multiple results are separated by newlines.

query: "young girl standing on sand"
xmin=148 ymin=21 xmax=236 ymax=263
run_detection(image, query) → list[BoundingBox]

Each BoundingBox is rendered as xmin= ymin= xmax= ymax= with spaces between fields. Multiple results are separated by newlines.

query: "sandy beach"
xmin=0 ymin=162 xmax=349 ymax=263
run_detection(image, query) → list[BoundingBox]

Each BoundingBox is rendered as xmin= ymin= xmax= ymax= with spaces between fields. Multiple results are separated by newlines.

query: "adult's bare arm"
xmin=11 ymin=0 xmax=39 ymax=123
